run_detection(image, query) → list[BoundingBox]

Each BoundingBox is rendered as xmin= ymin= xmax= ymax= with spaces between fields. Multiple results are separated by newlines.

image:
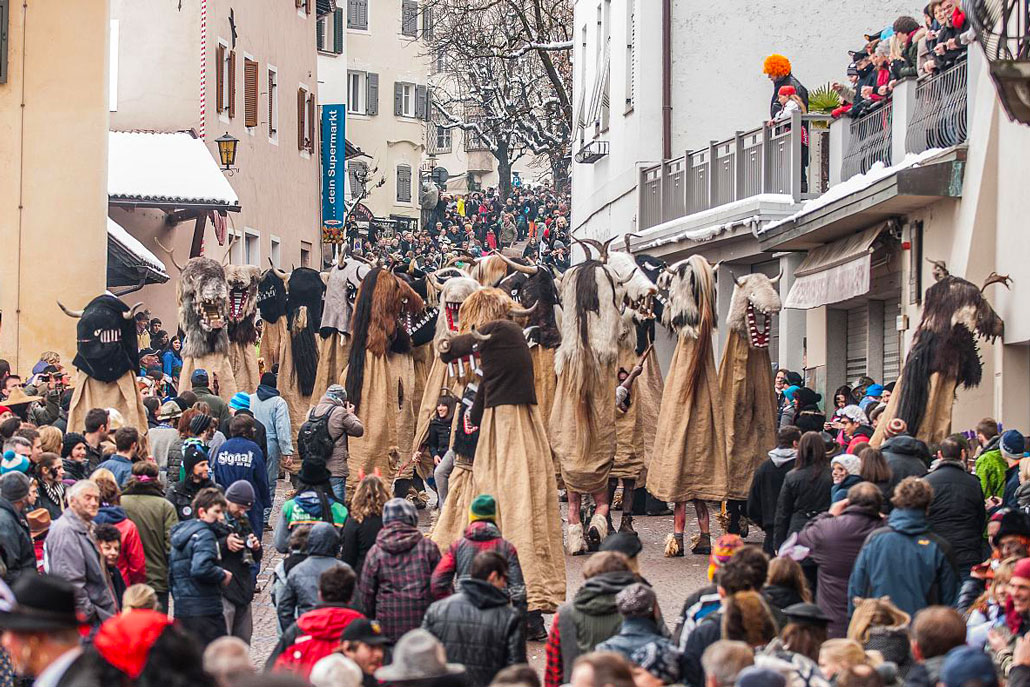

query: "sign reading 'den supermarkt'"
xmin=321 ymin=104 xmax=346 ymax=242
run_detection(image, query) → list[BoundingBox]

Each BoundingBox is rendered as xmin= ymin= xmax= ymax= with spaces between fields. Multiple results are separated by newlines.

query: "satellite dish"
xmin=431 ymin=167 xmax=450 ymax=185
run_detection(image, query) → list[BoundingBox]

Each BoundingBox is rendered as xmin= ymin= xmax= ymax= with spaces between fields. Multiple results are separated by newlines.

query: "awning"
xmin=108 ymin=130 xmax=241 ymax=211
xmin=345 ymin=139 xmax=369 ymax=160
xmin=783 ymin=225 xmax=883 ymax=309
xmin=107 ymin=217 xmax=170 ymax=287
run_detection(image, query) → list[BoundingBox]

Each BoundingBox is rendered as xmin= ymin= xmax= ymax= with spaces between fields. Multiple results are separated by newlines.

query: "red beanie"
xmin=778 ymin=85 xmax=797 ymax=97
xmin=1014 ymin=557 xmax=1030 ymax=582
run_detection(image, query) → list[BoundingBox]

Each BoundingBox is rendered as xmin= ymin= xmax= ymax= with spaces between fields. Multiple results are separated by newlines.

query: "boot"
xmin=691 ymin=532 xmax=712 ymax=555
xmin=618 ymin=512 xmax=635 ymax=534
xmin=586 ymin=513 xmax=609 ymax=552
xmin=567 ymin=523 xmax=586 ymax=556
xmin=664 ymin=532 xmax=684 ymax=557
xmin=393 ymin=478 xmax=412 ymax=500
xmin=525 ymin=610 xmax=547 ymax=642
xmin=645 ymin=492 xmax=673 ymax=516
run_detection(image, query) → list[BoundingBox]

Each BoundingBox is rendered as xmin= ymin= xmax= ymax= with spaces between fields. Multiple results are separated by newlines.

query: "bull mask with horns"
xmin=59 ymin=295 xmax=143 ymax=383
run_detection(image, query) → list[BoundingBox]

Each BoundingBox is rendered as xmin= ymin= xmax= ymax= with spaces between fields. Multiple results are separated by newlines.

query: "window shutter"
xmin=397 ymin=165 xmax=412 ymax=202
xmin=348 ymin=0 xmax=367 ymax=29
xmin=394 ymin=82 xmax=403 ymax=116
xmin=414 ymin=85 xmax=426 ymax=120
xmin=425 ymin=87 xmax=433 ymax=121
xmin=268 ymin=71 xmax=276 ymax=135
xmin=296 ymin=0 xmax=304 ymax=7
xmin=316 ymin=18 xmax=325 ymax=50
xmin=366 ymin=73 xmax=379 ymax=115
xmin=334 ymin=9 xmax=344 ymax=53
xmin=307 ymin=94 xmax=316 ymax=151
xmin=306 ymin=0 xmax=313 ymax=14
xmin=423 ymin=6 xmax=434 ymax=38
xmin=228 ymin=50 xmax=237 ymax=118
xmin=216 ymin=44 xmax=225 ymax=113
xmin=401 ymin=0 xmax=417 ymax=36
xmin=244 ymin=59 xmax=259 ymax=127
xmin=298 ymin=88 xmax=306 ymax=150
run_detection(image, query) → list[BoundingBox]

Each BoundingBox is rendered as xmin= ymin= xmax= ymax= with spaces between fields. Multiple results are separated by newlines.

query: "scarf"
xmin=41 ymin=479 xmax=65 ymax=512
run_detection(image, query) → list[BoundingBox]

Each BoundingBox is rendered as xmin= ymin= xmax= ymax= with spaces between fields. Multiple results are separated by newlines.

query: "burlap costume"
xmin=313 ymin=333 xmax=351 ymax=401
xmin=178 ymin=353 xmax=239 ymax=402
xmin=611 ymin=346 xmax=662 ymax=481
xmin=345 ymin=352 xmax=416 ymax=481
xmin=718 ymin=330 xmax=776 ymax=500
xmin=430 ymin=459 xmax=477 ymax=549
xmin=259 ymin=318 xmax=288 ymax=372
xmin=68 ymin=370 xmax=148 ymax=436
xmin=530 ymin=345 xmax=561 ymax=482
xmin=278 ymin=337 xmax=317 ymax=475
xmin=646 ymin=337 xmax=728 ymax=502
xmin=551 ymin=364 xmax=616 ymax=495
xmin=228 ymin=341 xmax=260 ymax=394
xmin=870 ymin=372 xmax=957 ymax=447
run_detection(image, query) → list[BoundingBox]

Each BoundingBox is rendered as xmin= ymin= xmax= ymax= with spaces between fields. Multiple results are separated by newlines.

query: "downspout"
xmin=661 ymin=0 xmax=671 ymax=160
xmin=13 ymin=0 xmax=29 ymax=368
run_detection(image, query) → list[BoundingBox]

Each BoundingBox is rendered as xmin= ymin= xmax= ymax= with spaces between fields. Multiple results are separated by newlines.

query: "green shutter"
xmin=333 ymin=9 xmax=344 ymax=54
xmin=316 ymin=18 xmax=325 ymax=51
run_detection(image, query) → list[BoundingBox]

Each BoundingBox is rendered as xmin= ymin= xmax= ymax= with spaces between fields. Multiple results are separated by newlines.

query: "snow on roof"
xmin=108 ymin=131 xmax=240 ymax=207
xmin=759 ymin=148 xmax=946 ymax=235
xmin=107 ymin=217 xmax=168 ymax=275
xmin=634 ymin=193 xmax=797 ymax=251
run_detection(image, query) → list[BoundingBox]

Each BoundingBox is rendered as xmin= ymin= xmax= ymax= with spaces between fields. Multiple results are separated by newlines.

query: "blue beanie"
xmin=229 ymin=392 xmax=251 ymax=411
xmin=1001 ymin=429 xmax=1025 ymax=460
xmin=1 ymin=451 xmax=30 ymax=476
xmin=783 ymin=385 xmax=801 ymax=401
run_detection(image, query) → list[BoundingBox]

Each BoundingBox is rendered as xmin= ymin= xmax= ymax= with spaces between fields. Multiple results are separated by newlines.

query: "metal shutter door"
xmin=882 ymin=300 xmax=902 ymax=383
xmin=846 ymin=305 xmax=868 ymax=382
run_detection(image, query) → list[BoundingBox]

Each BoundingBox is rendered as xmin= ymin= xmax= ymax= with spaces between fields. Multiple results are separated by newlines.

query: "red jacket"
xmin=95 ymin=506 xmax=147 ymax=585
xmin=272 ymin=605 xmax=364 ymax=678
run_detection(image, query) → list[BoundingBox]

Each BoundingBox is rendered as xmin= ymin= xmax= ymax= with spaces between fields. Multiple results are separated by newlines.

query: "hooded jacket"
xmin=211 ymin=436 xmax=270 ymax=534
xmin=94 ymin=505 xmax=147 ymax=585
xmin=431 ymin=520 xmax=526 ymax=611
xmin=359 ymin=520 xmax=442 ymax=641
xmin=277 ymin=522 xmax=347 ymax=628
xmin=976 ymin=435 xmax=1008 ymax=500
xmin=595 ymin=616 xmax=669 ymax=661
xmin=192 ymin=385 xmax=229 ymax=425
xmin=882 ymin=434 xmax=930 ymax=497
xmin=168 ymin=517 xmax=226 ymax=617
xmin=926 ymin=460 xmax=988 ymax=574
xmin=250 ymin=386 xmax=295 ymax=461
xmin=166 ymin=476 xmax=219 ymax=522
xmin=265 ymin=604 xmax=365 ymax=675
xmin=121 ymin=480 xmax=178 ymax=594
xmin=309 ymin=394 xmax=365 ymax=478
xmin=0 ymin=498 xmax=38 ymax=582
xmin=273 ymin=489 xmax=348 ymax=553
xmin=423 ymin=579 xmax=525 ymax=687
xmin=774 ymin=465 xmax=832 ymax=549
xmin=554 ymin=570 xmax=638 ymax=681
xmin=747 ymin=448 xmax=796 ymax=548
xmin=848 ymin=508 xmax=959 ymax=617
xmin=46 ymin=508 xmax=119 ymax=624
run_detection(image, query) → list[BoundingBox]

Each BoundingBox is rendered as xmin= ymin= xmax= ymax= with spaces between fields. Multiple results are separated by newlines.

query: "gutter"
xmin=661 ymin=0 xmax=671 ymax=160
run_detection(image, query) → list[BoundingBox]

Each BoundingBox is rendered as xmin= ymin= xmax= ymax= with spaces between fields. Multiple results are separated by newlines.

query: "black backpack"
xmin=298 ymin=409 xmax=336 ymax=462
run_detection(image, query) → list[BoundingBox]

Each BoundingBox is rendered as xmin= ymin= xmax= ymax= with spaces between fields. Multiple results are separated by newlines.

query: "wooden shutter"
xmin=348 ymin=0 xmax=367 ymax=29
xmin=244 ymin=59 xmax=259 ymax=127
xmin=296 ymin=0 xmax=304 ymax=7
xmin=397 ymin=165 xmax=412 ymax=202
xmin=366 ymin=73 xmax=379 ymax=115
xmin=423 ymin=6 xmax=434 ymax=38
xmin=333 ymin=9 xmax=344 ymax=53
xmin=228 ymin=50 xmax=237 ymax=118
xmin=268 ymin=70 xmax=277 ymax=135
xmin=216 ymin=44 xmax=225 ymax=113
xmin=401 ymin=0 xmax=417 ymax=36
xmin=425 ymin=87 xmax=433 ymax=121
xmin=414 ymin=85 xmax=426 ymax=120
xmin=306 ymin=0 xmax=313 ymax=14
xmin=307 ymin=94 xmax=316 ymax=152
xmin=394 ymin=82 xmax=404 ymax=116
xmin=316 ymin=18 xmax=325 ymax=50
xmin=297 ymin=88 xmax=306 ymax=150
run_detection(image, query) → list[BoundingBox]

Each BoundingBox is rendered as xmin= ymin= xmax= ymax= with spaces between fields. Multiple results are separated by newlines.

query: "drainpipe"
xmin=662 ymin=0 xmax=672 ymax=160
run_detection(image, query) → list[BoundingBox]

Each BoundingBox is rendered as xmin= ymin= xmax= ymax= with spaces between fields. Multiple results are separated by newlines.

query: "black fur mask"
xmin=257 ymin=271 xmax=288 ymax=323
xmin=71 ymin=295 xmax=139 ymax=383
xmin=287 ymin=268 xmax=325 ymax=396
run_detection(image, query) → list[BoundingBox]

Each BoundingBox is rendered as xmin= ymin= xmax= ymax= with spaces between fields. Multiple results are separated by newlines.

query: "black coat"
xmin=774 ymin=465 xmax=832 ymax=549
xmin=422 ymin=579 xmax=525 ymax=687
xmin=218 ymin=409 xmax=268 ymax=461
xmin=0 ymin=499 xmax=36 ymax=582
xmin=340 ymin=514 xmax=382 ymax=578
xmin=166 ymin=477 xmax=220 ymax=521
xmin=925 ymin=461 xmax=987 ymax=573
xmin=427 ymin=416 xmax=452 ymax=459
xmin=770 ymin=74 xmax=810 ymax=117
xmin=882 ymin=435 xmax=930 ymax=499
xmin=747 ymin=452 xmax=795 ymax=536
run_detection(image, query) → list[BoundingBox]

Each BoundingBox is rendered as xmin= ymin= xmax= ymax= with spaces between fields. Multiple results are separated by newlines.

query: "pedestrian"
xmin=310 ymin=655 xmax=364 ymax=687
xmin=203 ymin=636 xmax=257 ymax=687
xmin=838 ymin=406 xmax=874 ymax=454
xmin=999 ymin=429 xmax=1026 ymax=510
xmin=340 ymin=618 xmax=390 ymax=687
xmin=45 ymin=479 xmax=119 ymax=625
xmin=33 ymin=452 xmax=65 ymax=520
xmin=27 ymin=508 xmax=48 ymax=572
xmin=278 ymin=521 xmax=349 ymax=629
xmin=211 ymin=414 xmax=270 ymax=534
xmin=340 ymin=474 xmax=388 ymax=577
xmin=423 ymin=551 xmax=526 ymax=687
xmin=830 ymin=455 xmax=863 ymax=504
xmin=976 ymin=418 xmax=1008 ymax=500
xmin=904 ymin=606 xmax=967 ymax=687
xmin=857 ymin=447 xmax=892 ymax=505
xmin=761 ymin=603 xmax=832 ymax=687
xmin=373 ymin=629 xmax=466 ymax=687
xmin=762 ymin=557 xmax=811 ymax=621
xmin=272 ymin=455 xmax=348 ymax=552
xmin=94 ymin=522 xmax=127 ymax=609
xmin=880 ymin=419 xmax=930 ymax=498
xmin=92 ymin=473 xmax=147 ymax=587
xmin=848 ymin=476 xmax=959 ymax=617
xmin=359 ymin=498 xmax=441 ymax=642
xmin=93 ymin=426 xmax=141 ymax=487
xmin=305 ymin=384 xmax=364 ymax=502
xmin=60 ymin=431 xmax=89 ymax=481
xmin=168 ymin=487 xmax=232 ymax=646
xmin=672 ymin=534 xmax=745 ymax=650
xmin=748 ymin=426 xmax=800 ymax=555
xmin=218 ymin=392 xmax=268 ymax=459
xmin=167 ymin=439 xmax=219 ymax=521
xmin=217 ymin=480 xmax=262 ymax=642
xmin=121 ymin=460 xmax=177 ymax=612
xmin=942 ymin=646 xmax=999 ymax=687
xmin=190 ymin=370 xmax=229 ymax=425
xmin=596 ymin=583 xmax=670 ymax=659
xmin=925 ymin=436 xmax=987 ymax=581
xmin=81 ymin=408 xmax=110 ymax=471
xmin=251 ymin=371 xmax=295 ymax=525
xmin=773 ymin=432 xmax=832 ymax=550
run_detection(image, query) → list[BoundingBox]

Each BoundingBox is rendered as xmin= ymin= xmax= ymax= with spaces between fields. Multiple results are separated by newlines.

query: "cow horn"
xmin=769 ymin=270 xmax=783 ymax=285
xmin=154 ymin=238 xmax=185 ymax=272
xmin=731 ymin=271 xmax=746 ymax=287
xmin=573 ymin=237 xmax=604 ymax=259
xmin=121 ymin=302 xmax=145 ymax=320
xmin=600 ymin=236 xmax=618 ymax=262
xmin=320 ymin=272 xmax=330 ymax=286
xmin=493 ymin=251 xmax=538 ymax=275
xmin=509 ymin=302 xmax=538 ymax=318
xmin=267 ymin=258 xmax=289 ymax=281
xmin=470 ymin=328 xmax=492 ymax=342
xmin=623 ymin=232 xmax=641 ymax=254
xmin=57 ymin=301 xmax=84 ymax=318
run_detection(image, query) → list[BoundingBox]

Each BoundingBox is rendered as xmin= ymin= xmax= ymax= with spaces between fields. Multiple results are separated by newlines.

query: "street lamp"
xmin=969 ymin=0 xmax=1030 ymax=124
xmin=215 ymin=132 xmax=239 ymax=173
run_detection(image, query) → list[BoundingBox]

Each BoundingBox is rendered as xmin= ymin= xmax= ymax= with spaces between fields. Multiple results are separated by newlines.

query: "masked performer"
xmin=224 ymin=264 xmax=262 ymax=393
xmin=551 ymin=238 xmax=622 ymax=554
xmin=872 ymin=262 xmax=1008 ymax=447
xmin=437 ymin=305 xmax=566 ymax=635
xmin=257 ymin=264 xmax=290 ymax=372
xmin=61 ymin=295 xmax=149 ymax=433
xmin=718 ymin=271 xmax=782 ymax=535
xmin=344 ymin=267 xmax=424 ymax=494
xmin=645 ymin=256 xmax=728 ymax=555
xmin=313 ymin=254 xmax=371 ymax=400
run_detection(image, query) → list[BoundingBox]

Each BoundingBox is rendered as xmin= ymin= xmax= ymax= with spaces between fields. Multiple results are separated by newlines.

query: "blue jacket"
xmin=93 ymin=454 xmax=133 ymax=487
xmin=169 ymin=518 xmax=226 ymax=617
xmin=831 ymin=474 xmax=863 ymax=503
xmin=211 ymin=436 xmax=270 ymax=533
xmin=595 ymin=617 xmax=670 ymax=660
xmin=848 ymin=508 xmax=959 ymax=617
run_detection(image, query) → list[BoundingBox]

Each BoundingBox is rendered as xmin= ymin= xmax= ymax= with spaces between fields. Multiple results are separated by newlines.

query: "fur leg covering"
xmin=664 ymin=533 xmax=684 ymax=558
xmin=586 ymin=513 xmax=609 ymax=552
xmin=567 ymin=523 xmax=586 ymax=556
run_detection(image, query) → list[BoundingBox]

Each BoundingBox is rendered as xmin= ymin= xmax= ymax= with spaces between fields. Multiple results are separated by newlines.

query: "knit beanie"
xmin=468 ymin=494 xmax=496 ymax=523
xmin=189 ymin=413 xmax=214 ymax=436
xmin=225 ymin=480 xmax=255 ymax=507
xmin=229 ymin=392 xmax=250 ymax=411
xmin=708 ymin=534 xmax=743 ymax=581
xmin=1 ymin=472 xmax=31 ymax=501
xmin=382 ymin=497 xmax=418 ymax=526
xmin=831 ymin=454 xmax=862 ymax=476
xmin=1001 ymin=430 xmax=1025 ymax=460
xmin=884 ymin=417 xmax=908 ymax=439
xmin=1015 ymin=557 xmax=1030 ymax=582
xmin=260 ymin=372 xmax=277 ymax=388
xmin=615 ymin=583 xmax=656 ymax=617
xmin=182 ymin=439 xmax=209 ymax=478
xmin=0 ymin=452 xmax=30 ymax=476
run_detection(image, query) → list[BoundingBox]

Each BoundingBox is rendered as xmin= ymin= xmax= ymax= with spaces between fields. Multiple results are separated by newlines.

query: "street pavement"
xmin=250 ymin=481 xmax=757 ymax=671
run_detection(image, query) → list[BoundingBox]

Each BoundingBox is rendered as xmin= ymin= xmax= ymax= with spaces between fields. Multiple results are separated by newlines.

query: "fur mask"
xmin=494 ymin=257 xmax=562 ymax=349
xmin=287 ymin=268 xmax=325 ymax=397
xmin=320 ymin=257 xmax=372 ymax=337
xmin=554 ymin=260 xmax=621 ymax=390
xmin=726 ymin=272 xmax=782 ymax=349
xmin=659 ymin=256 xmax=717 ymax=400
xmin=62 ymin=295 xmax=141 ymax=383
xmin=178 ymin=257 xmax=230 ymax=359
xmin=257 ymin=269 xmax=288 ymax=323
xmin=224 ymin=264 xmax=262 ymax=345
xmin=432 ymin=273 xmax=480 ymax=343
xmin=607 ymin=252 xmax=658 ymax=325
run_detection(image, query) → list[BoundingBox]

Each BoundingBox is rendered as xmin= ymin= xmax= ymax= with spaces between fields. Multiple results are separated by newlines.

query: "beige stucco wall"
xmin=0 ymin=0 xmax=110 ymax=371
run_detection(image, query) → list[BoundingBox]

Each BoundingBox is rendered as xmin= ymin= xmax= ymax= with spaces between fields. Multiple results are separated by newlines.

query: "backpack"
xmin=272 ymin=632 xmax=338 ymax=679
xmin=297 ymin=409 xmax=336 ymax=462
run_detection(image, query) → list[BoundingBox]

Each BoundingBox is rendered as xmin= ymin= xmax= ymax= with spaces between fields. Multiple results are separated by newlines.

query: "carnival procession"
xmin=3 ymin=0 xmax=1030 ymax=686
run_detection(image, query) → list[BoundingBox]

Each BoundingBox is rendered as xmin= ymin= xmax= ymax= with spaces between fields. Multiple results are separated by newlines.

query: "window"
xmin=297 ymin=0 xmax=312 ymax=15
xmin=434 ymin=125 xmax=452 ymax=153
xmin=297 ymin=86 xmax=315 ymax=152
xmin=395 ymin=82 xmax=415 ymax=117
xmin=230 ymin=230 xmax=245 ymax=264
xmin=625 ymin=0 xmax=635 ymax=111
xmin=348 ymin=71 xmax=366 ymax=115
xmin=244 ymin=57 xmax=259 ymax=128
xmin=216 ymin=43 xmax=236 ymax=117
xmin=396 ymin=164 xmax=412 ymax=203
xmin=349 ymin=160 xmax=368 ymax=199
xmin=435 ymin=48 xmax=447 ymax=73
xmin=423 ymin=6 xmax=434 ymax=38
xmin=267 ymin=66 xmax=279 ymax=140
xmin=300 ymin=241 xmax=312 ymax=268
xmin=270 ymin=235 xmax=282 ymax=267
xmin=401 ymin=0 xmax=418 ymax=36
xmin=317 ymin=10 xmax=344 ymax=54
xmin=347 ymin=0 xmax=368 ymax=30
xmin=244 ymin=230 xmax=260 ymax=265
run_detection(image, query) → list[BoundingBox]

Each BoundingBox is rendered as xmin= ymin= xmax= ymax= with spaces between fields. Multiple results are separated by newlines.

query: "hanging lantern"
xmin=215 ymin=132 xmax=239 ymax=171
xmin=969 ymin=0 xmax=1030 ymax=123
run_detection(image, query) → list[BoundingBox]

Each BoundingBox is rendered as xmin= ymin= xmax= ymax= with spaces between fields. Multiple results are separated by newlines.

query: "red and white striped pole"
xmin=199 ymin=0 xmax=207 ymax=139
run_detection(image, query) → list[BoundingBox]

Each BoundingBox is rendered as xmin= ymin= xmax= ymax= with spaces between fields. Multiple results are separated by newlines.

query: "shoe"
xmin=567 ymin=523 xmax=586 ymax=555
xmin=586 ymin=513 xmax=608 ymax=552
xmin=691 ymin=532 xmax=712 ymax=555
xmin=739 ymin=517 xmax=750 ymax=539
xmin=663 ymin=533 xmax=684 ymax=557
xmin=618 ymin=513 xmax=635 ymax=535
xmin=525 ymin=611 xmax=547 ymax=641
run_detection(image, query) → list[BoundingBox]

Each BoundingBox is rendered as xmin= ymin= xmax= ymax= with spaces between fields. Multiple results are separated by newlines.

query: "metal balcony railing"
xmin=841 ymin=100 xmax=893 ymax=181
xmin=638 ymin=112 xmax=831 ymax=231
xmin=907 ymin=59 xmax=969 ymax=154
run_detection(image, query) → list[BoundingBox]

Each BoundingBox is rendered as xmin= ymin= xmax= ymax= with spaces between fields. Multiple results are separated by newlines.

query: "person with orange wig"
xmin=762 ymin=54 xmax=810 ymax=118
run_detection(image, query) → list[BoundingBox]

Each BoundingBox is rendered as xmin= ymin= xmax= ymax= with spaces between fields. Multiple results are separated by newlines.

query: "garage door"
xmin=846 ymin=305 xmax=868 ymax=382
xmin=882 ymin=300 xmax=902 ymax=383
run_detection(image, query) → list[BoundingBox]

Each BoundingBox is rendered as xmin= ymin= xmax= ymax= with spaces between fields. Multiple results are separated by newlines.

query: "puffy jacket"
xmin=925 ymin=460 xmax=987 ymax=574
xmin=278 ymin=523 xmax=347 ymax=628
xmin=797 ymin=506 xmax=883 ymax=638
xmin=94 ymin=505 xmax=147 ymax=585
xmin=431 ymin=521 xmax=526 ymax=611
xmin=0 ymin=499 xmax=38 ymax=582
xmin=166 ymin=476 xmax=220 ymax=521
xmin=423 ymin=579 xmax=525 ymax=687
xmin=309 ymin=396 xmax=365 ymax=479
xmin=266 ymin=604 xmax=365 ymax=676
xmin=427 ymin=415 xmax=452 ymax=460
xmin=273 ymin=489 xmax=348 ymax=553
xmin=45 ymin=509 xmax=118 ymax=624
xmin=168 ymin=518 xmax=226 ymax=617
xmin=773 ymin=465 xmax=832 ymax=549
xmin=595 ymin=616 xmax=669 ymax=660
xmin=211 ymin=436 xmax=270 ymax=534
xmin=882 ymin=435 xmax=930 ymax=498
xmin=121 ymin=481 xmax=178 ymax=594
xmin=976 ymin=436 xmax=1007 ymax=499
xmin=848 ymin=508 xmax=959 ymax=617
xmin=359 ymin=520 xmax=441 ymax=641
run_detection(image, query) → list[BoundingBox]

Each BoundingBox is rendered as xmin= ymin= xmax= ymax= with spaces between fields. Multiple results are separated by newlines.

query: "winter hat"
xmin=992 ymin=509 xmax=1030 ymax=546
xmin=182 ymin=439 xmax=210 ymax=477
xmin=171 ymin=396 xmax=191 ymax=411
xmin=794 ymin=387 xmax=822 ymax=408
xmin=1 ymin=472 xmax=31 ymax=502
xmin=260 ymin=372 xmax=277 ymax=388
xmin=831 ymin=454 xmax=862 ymax=476
xmin=468 ymin=494 xmax=496 ymax=523
xmin=778 ymin=85 xmax=797 ymax=97
xmin=229 ymin=392 xmax=250 ymax=411
xmin=846 ymin=63 xmax=860 ymax=77
xmin=190 ymin=369 xmax=209 ymax=386
xmin=225 ymin=480 xmax=255 ymax=508
xmin=61 ymin=432 xmax=86 ymax=459
xmin=615 ymin=583 xmax=656 ymax=617
xmin=736 ymin=667 xmax=787 ymax=687
xmin=601 ymin=532 xmax=644 ymax=559
xmin=839 ymin=405 xmax=868 ymax=424
xmin=630 ymin=642 xmax=682 ymax=686
xmin=884 ymin=418 xmax=908 ymax=439
xmin=297 ymin=456 xmax=332 ymax=486
xmin=1013 ymin=557 xmax=1030 ymax=582
xmin=865 ymin=384 xmax=884 ymax=398
xmin=1001 ymin=430 xmax=1025 ymax=460
xmin=189 ymin=413 xmax=214 ymax=436
xmin=940 ymin=645 xmax=999 ymax=687
xmin=1 ymin=451 xmax=30 ymax=476
xmin=783 ymin=385 xmax=801 ymax=402
xmin=383 ymin=497 xmax=418 ymax=527
xmin=821 ymin=431 xmax=840 ymax=458
xmin=784 ymin=371 xmax=804 ymax=387
xmin=94 ymin=610 xmax=175 ymax=679
xmin=708 ymin=534 xmax=744 ymax=581
xmin=325 ymin=385 xmax=348 ymax=404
